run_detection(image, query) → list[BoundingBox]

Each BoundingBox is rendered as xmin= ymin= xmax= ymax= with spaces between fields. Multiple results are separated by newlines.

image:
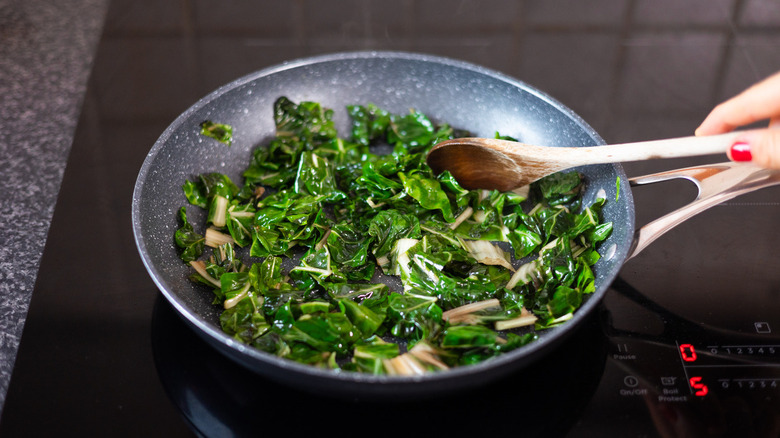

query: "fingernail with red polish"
xmin=730 ymin=141 xmax=753 ymax=162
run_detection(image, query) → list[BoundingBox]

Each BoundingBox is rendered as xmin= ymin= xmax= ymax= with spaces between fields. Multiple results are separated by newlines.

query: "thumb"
xmin=730 ymin=128 xmax=780 ymax=169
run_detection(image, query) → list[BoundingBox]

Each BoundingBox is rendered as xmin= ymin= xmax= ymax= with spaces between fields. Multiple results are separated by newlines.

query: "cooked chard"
xmin=173 ymin=97 xmax=612 ymax=373
xmin=200 ymin=120 xmax=233 ymax=145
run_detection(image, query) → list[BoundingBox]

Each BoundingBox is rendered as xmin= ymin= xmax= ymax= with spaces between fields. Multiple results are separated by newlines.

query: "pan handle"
xmin=626 ymin=162 xmax=780 ymax=259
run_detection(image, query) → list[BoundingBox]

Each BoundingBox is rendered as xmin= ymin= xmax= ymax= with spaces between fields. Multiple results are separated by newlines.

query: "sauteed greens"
xmin=175 ymin=97 xmax=612 ymax=374
xmin=199 ymin=120 xmax=233 ymax=145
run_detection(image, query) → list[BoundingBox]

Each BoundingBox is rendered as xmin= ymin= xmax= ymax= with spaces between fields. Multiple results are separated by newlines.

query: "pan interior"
xmin=132 ymin=51 xmax=635 ymax=390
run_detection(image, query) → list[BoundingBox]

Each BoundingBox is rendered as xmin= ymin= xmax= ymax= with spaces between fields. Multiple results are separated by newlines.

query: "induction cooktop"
xmin=146 ymin=274 xmax=780 ymax=437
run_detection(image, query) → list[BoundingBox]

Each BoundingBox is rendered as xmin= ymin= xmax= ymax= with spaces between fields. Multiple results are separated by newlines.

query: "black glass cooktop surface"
xmin=3 ymin=1 xmax=780 ymax=436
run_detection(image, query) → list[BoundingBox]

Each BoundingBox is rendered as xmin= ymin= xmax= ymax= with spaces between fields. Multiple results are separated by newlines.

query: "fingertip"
xmin=728 ymin=141 xmax=752 ymax=162
xmin=694 ymin=122 xmax=709 ymax=137
xmin=694 ymin=112 xmax=729 ymax=136
xmin=727 ymin=130 xmax=780 ymax=169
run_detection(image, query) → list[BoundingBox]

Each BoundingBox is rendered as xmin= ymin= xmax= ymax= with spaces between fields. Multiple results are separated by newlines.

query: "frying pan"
xmin=132 ymin=51 xmax=780 ymax=400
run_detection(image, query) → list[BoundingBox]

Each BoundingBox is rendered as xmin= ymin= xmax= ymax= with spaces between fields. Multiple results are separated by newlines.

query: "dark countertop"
xmin=2 ymin=0 xmax=780 ymax=435
xmin=0 ymin=0 xmax=107 ymax=413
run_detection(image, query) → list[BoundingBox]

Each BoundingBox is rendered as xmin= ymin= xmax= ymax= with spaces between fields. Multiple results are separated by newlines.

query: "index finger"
xmin=696 ymin=71 xmax=780 ymax=135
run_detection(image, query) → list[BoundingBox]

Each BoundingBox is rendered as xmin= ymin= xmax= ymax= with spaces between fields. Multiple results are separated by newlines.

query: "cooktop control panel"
xmin=574 ymin=279 xmax=780 ymax=436
xmin=607 ymin=333 xmax=780 ymax=403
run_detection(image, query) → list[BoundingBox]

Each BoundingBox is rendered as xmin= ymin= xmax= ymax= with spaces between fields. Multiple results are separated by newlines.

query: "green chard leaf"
xmin=294 ymin=151 xmax=346 ymax=201
xmin=347 ymin=103 xmax=391 ymax=146
xmin=226 ymin=202 xmax=255 ymax=247
xmin=534 ymin=171 xmax=582 ymax=206
xmin=220 ymin=294 xmax=269 ymax=343
xmin=285 ymin=311 xmax=361 ymax=356
xmin=174 ymin=207 xmax=205 ymax=262
xmin=367 ymin=210 xmax=421 ymax=267
xmin=338 ymin=298 xmax=385 ymax=338
xmin=200 ymin=120 xmax=233 ymax=145
xmin=388 ymin=110 xmax=435 ymax=152
xmin=274 ymin=96 xmax=337 ymax=148
xmin=352 ymin=336 xmax=400 ymax=374
xmin=399 ymin=171 xmax=454 ymax=222
xmin=441 ymin=325 xmax=499 ymax=349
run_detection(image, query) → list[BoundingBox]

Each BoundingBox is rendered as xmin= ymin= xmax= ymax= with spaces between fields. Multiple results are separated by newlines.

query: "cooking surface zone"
xmin=3 ymin=1 xmax=780 ymax=436
xmin=151 ymin=273 xmax=780 ymax=437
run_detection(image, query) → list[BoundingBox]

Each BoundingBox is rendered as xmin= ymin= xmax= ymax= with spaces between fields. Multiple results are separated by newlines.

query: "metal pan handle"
xmin=627 ymin=162 xmax=780 ymax=259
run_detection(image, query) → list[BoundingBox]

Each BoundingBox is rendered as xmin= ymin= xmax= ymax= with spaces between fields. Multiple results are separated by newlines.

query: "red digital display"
xmin=680 ymin=343 xmax=697 ymax=362
xmin=690 ymin=376 xmax=709 ymax=396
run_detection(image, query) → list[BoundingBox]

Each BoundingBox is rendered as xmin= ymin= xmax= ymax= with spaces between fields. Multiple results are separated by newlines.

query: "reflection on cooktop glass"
xmin=152 ymin=294 xmax=608 ymax=437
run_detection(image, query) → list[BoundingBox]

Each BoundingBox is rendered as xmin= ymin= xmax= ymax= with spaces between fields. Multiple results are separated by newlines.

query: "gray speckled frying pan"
xmin=132 ymin=51 xmax=780 ymax=399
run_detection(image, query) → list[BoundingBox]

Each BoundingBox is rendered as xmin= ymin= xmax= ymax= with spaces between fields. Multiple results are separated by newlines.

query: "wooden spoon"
xmin=426 ymin=131 xmax=748 ymax=191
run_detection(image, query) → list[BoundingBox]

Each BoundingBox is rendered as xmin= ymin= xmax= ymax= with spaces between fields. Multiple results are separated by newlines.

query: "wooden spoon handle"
xmin=566 ymin=131 xmax=747 ymax=165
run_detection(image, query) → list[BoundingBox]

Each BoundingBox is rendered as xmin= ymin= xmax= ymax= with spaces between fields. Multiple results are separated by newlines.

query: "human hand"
xmin=696 ymin=71 xmax=780 ymax=169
